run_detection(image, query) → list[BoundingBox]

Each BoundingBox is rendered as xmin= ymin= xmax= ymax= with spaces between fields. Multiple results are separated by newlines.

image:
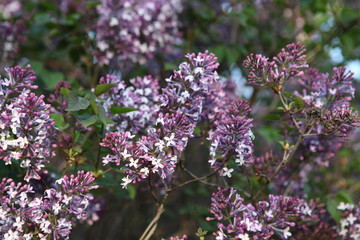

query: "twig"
xmin=167 ymin=164 xmax=225 ymax=193
xmin=139 ymin=195 xmax=167 ymax=240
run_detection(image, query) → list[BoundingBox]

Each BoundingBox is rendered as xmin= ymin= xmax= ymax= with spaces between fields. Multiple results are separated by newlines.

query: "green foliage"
xmin=110 ymin=106 xmax=138 ymax=114
xmin=94 ymin=83 xmax=116 ymax=97
xmin=50 ymin=113 xmax=69 ymax=130
xmin=327 ymin=190 xmax=354 ymax=223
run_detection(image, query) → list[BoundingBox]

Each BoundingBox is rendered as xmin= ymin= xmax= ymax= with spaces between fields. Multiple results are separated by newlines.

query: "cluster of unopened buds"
xmin=243 ymin=42 xmax=308 ymax=92
xmin=0 ymin=171 xmax=98 ymax=240
xmin=94 ymin=0 xmax=182 ymax=65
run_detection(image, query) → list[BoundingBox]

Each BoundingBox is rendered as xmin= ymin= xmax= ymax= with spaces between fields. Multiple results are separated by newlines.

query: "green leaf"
xmin=85 ymin=92 xmax=96 ymax=101
xmin=164 ymin=63 xmax=178 ymax=71
xmin=257 ymin=126 xmax=281 ymax=144
xmin=78 ymin=115 xmax=97 ymax=127
xmin=263 ymin=114 xmax=281 ymax=121
xmin=283 ymin=92 xmax=293 ymax=98
xmin=60 ymin=88 xmax=71 ymax=97
xmin=66 ymin=91 xmax=90 ymax=111
xmin=336 ymin=190 xmax=354 ymax=204
xmin=90 ymin=100 xmax=98 ymax=114
xmin=85 ymin=1 xmax=102 ymax=7
xmin=50 ymin=113 xmax=69 ymax=130
xmin=110 ymin=106 xmax=138 ymax=114
xmin=293 ymin=96 xmax=305 ymax=107
xmin=94 ymin=84 xmax=116 ymax=97
xmin=96 ymin=103 xmax=107 ymax=124
xmin=326 ymin=198 xmax=342 ymax=223
xmin=127 ymin=185 xmax=136 ymax=199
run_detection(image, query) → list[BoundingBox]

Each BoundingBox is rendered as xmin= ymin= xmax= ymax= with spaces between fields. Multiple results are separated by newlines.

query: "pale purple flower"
xmin=0 ymin=66 xmax=56 ymax=181
xmin=0 ymin=171 xmax=99 ymax=239
xmin=94 ymin=0 xmax=182 ymax=65
xmin=99 ymin=74 xmax=160 ymax=134
xmin=207 ymin=187 xmax=312 ymax=240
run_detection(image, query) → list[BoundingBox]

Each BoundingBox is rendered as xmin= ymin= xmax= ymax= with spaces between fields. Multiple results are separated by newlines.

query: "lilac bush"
xmin=0 ymin=3 xmax=359 ymax=236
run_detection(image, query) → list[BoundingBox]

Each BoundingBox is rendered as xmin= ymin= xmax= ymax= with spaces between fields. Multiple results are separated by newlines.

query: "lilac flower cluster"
xmin=337 ymin=202 xmax=360 ymax=240
xmin=296 ymin=67 xmax=358 ymax=136
xmin=294 ymin=67 xmax=359 ymax=167
xmin=0 ymin=66 xmax=57 ymax=181
xmin=0 ymin=171 xmax=99 ymax=240
xmin=292 ymin=199 xmax=338 ymax=239
xmin=207 ymin=187 xmax=312 ymax=240
xmin=0 ymin=0 xmax=26 ymax=61
xmin=243 ymin=42 xmax=308 ymax=91
xmin=94 ymin=0 xmax=182 ymax=65
xmin=101 ymin=51 xmax=237 ymax=188
xmin=208 ymin=99 xmax=254 ymax=177
xmin=99 ymin=75 xmax=160 ymax=134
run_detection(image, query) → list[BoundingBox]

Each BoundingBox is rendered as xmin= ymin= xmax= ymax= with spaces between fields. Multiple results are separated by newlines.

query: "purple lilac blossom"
xmin=207 ymin=99 xmax=254 ymax=177
xmin=0 ymin=66 xmax=57 ymax=181
xmin=292 ymin=199 xmax=338 ymax=239
xmin=99 ymin=75 xmax=160 ymax=134
xmin=243 ymin=42 xmax=308 ymax=90
xmin=337 ymin=202 xmax=360 ymax=240
xmin=294 ymin=67 xmax=359 ymax=167
xmin=207 ymin=187 xmax=312 ymax=240
xmin=0 ymin=171 xmax=99 ymax=240
xmin=101 ymin=51 xmax=251 ymax=188
xmin=94 ymin=0 xmax=182 ymax=65
xmin=0 ymin=0 xmax=26 ymax=61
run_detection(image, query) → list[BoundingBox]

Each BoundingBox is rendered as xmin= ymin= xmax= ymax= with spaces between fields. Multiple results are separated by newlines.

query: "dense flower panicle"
xmin=160 ymin=51 xmax=220 ymax=118
xmin=207 ymin=187 xmax=312 ymax=240
xmin=291 ymin=199 xmax=338 ymax=239
xmin=56 ymin=170 xmax=99 ymax=194
xmin=337 ymin=202 xmax=360 ymax=240
xmin=0 ymin=0 xmax=26 ymax=61
xmin=0 ymin=172 xmax=99 ymax=240
xmin=243 ymin=43 xmax=308 ymax=90
xmin=0 ymin=66 xmax=37 ymax=96
xmin=102 ymin=51 xmax=224 ymax=188
xmin=208 ymin=99 xmax=254 ymax=177
xmin=292 ymin=67 xmax=359 ymax=166
xmin=273 ymin=43 xmax=307 ymax=78
xmin=99 ymin=74 xmax=160 ymax=134
xmin=101 ymin=112 xmax=196 ymax=188
xmin=0 ymin=69 xmax=57 ymax=181
xmin=296 ymin=67 xmax=355 ymax=110
xmin=95 ymin=0 xmax=182 ymax=65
